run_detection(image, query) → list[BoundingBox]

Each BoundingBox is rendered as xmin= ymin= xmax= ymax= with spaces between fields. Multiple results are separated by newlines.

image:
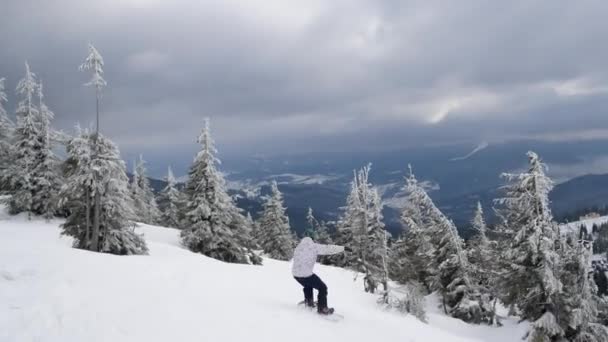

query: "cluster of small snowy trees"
xmin=382 ymin=151 xmax=608 ymax=340
xmin=329 ymin=152 xmax=608 ymax=340
xmin=129 ymin=155 xmax=161 ymax=224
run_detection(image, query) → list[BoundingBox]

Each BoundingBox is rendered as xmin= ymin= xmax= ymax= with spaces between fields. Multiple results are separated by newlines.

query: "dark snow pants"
xmin=294 ymin=274 xmax=328 ymax=309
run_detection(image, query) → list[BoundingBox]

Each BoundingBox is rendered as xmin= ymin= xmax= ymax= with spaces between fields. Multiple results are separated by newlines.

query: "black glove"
xmin=344 ymin=246 xmax=352 ymax=253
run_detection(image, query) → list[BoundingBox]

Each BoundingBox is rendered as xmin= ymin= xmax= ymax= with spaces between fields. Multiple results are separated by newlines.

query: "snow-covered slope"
xmin=0 ymin=208 xmax=526 ymax=342
xmin=561 ymin=215 xmax=608 ymax=235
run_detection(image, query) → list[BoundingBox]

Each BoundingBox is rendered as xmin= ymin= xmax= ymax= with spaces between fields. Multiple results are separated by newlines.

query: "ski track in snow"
xmin=0 ymin=206 xmax=527 ymax=342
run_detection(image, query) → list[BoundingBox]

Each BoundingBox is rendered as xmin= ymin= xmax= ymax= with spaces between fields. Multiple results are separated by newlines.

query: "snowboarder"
xmin=292 ymin=237 xmax=345 ymax=315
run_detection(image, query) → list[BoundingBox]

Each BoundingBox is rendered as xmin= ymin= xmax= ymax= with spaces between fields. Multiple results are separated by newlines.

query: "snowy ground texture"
xmin=0 ymin=206 xmax=527 ymax=342
xmin=561 ymin=215 xmax=608 ymax=235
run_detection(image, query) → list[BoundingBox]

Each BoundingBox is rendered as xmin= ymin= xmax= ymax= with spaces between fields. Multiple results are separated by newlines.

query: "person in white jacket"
xmin=292 ymin=237 xmax=345 ymax=315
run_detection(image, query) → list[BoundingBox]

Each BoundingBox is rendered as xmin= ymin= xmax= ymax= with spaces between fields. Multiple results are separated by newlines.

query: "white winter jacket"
xmin=291 ymin=237 xmax=344 ymax=278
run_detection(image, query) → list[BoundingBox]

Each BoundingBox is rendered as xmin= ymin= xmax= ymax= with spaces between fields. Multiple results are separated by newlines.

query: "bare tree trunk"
xmin=91 ymin=191 xmax=100 ymax=251
xmin=85 ymin=186 xmax=90 ymax=248
xmin=90 ymin=94 xmax=101 ymax=252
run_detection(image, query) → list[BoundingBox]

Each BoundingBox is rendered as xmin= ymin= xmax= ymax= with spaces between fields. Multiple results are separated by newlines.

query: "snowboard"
xmin=296 ymin=301 xmax=344 ymax=322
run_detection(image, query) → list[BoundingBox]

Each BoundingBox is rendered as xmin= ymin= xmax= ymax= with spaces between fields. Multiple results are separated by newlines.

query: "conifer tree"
xmin=6 ymin=62 xmax=42 ymax=216
xmin=402 ymin=166 xmax=492 ymax=323
xmin=180 ymin=119 xmax=259 ymax=264
xmin=467 ymin=202 xmax=494 ymax=289
xmin=334 ymin=175 xmax=362 ymax=267
xmin=306 ymin=207 xmax=335 ymax=265
xmin=335 ymin=164 xmax=388 ymax=293
xmin=305 ymin=207 xmax=319 ymax=239
xmin=0 ymin=77 xmax=14 ymax=193
xmin=157 ymin=166 xmax=184 ymax=228
xmin=79 ymin=43 xmax=106 ymax=252
xmin=59 ymin=129 xmax=147 ymax=255
xmin=30 ymin=81 xmax=62 ymax=219
xmin=131 ymin=155 xmax=160 ymax=224
xmin=256 ymin=181 xmax=294 ymax=261
xmin=399 ymin=166 xmax=439 ymax=290
xmin=494 ymin=151 xmax=566 ymax=339
xmin=560 ymin=239 xmax=608 ymax=342
xmin=316 ymin=221 xmax=333 ymax=243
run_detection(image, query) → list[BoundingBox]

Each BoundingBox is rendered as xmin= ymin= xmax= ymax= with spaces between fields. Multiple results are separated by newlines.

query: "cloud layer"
xmin=0 ymin=0 xmax=607 ymax=163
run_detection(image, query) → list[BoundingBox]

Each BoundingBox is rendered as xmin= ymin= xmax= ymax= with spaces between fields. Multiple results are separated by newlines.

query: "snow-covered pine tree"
xmin=5 ymin=62 xmax=42 ymax=216
xmin=399 ymin=165 xmax=439 ymax=291
xmin=129 ymin=160 xmax=142 ymax=219
xmin=227 ymin=206 xmax=263 ymax=265
xmin=59 ymin=128 xmax=147 ymax=255
xmin=131 ymin=155 xmax=160 ymax=224
xmin=180 ymin=118 xmax=258 ymax=264
xmin=434 ymin=211 xmax=493 ymax=324
xmin=305 ymin=207 xmax=319 ymax=239
xmin=334 ymin=173 xmax=363 ymax=267
xmin=30 ymin=81 xmax=62 ymax=219
xmin=560 ymin=238 xmax=608 ymax=342
xmin=364 ymin=188 xmax=390 ymax=293
xmin=401 ymin=165 xmax=492 ymax=323
xmin=157 ymin=166 xmax=184 ymax=228
xmin=256 ymin=181 xmax=294 ymax=261
xmin=302 ymin=206 xmax=334 ymax=265
xmin=334 ymin=164 xmax=388 ymax=293
xmin=494 ymin=151 xmax=565 ymax=340
xmin=0 ymin=77 xmax=14 ymax=193
xmin=79 ymin=43 xmax=107 ymax=252
xmin=467 ymin=202 xmax=494 ymax=290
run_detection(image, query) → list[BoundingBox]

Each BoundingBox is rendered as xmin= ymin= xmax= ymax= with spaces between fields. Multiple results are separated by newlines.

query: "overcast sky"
xmin=1 ymin=0 xmax=607 ymax=171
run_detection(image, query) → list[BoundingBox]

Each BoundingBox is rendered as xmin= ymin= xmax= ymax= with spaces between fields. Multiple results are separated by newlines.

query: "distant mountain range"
xmin=146 ymin=172 xmax=608 ymax=239
xmin=146 ymin=139 xmax=608 ymax=238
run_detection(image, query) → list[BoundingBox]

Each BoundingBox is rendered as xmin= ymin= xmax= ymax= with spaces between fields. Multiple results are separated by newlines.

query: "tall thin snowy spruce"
xmin=157 ymin=166 xmax=185 ymax=228
xmin=0 ymin=77 xmax=14 ymax=193
xmin=180 ymin=119 xmax=260 ymax=264
xmin=335 ymin=164 xmax=388 ymax=293
xmin=59 ymin=128 xmax=148 ymax=255
xmin=256 ymin=181 xmax=294 ymax=261
xmin=401 ymin=166 xmax=492 ymax=324
xmin=79 ymin=43 xmax=107 ymax=252
xmin=130 ymin=155 xmax=160 ymax=224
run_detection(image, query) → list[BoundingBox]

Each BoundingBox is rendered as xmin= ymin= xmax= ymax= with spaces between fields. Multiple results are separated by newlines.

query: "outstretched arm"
xmin=314 ymin=243 xmax=345 ymax=256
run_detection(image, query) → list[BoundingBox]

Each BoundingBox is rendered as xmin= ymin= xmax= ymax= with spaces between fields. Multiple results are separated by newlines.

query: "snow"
xmin=561 ymin=215 xmax=608 ymax=235
xmin=383 ymin=180 xmax=441 ymax=209
xmin=0 ymin=203 xmax=527 ymax=342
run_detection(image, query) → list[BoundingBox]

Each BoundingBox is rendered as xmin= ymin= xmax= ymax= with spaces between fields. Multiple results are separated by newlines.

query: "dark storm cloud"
xmin=1 ymin=0 xmax=607 ymax=173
